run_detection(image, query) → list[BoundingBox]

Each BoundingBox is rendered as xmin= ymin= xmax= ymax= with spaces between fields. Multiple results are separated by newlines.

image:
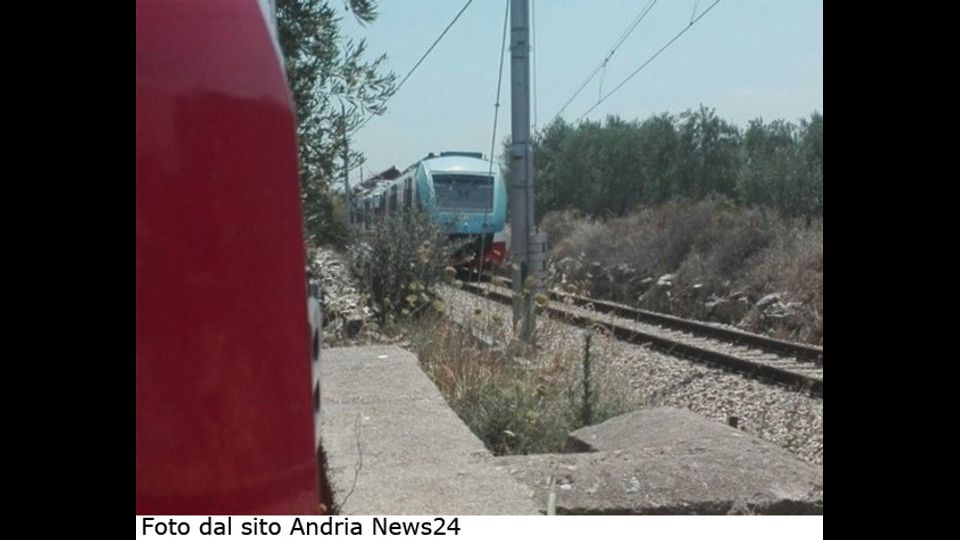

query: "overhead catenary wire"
xmin=552 ymin=0 xmax=658 ymax=121
xmin=393 ymin=0 xmax=475 ymax=97
xmin=575 ymin=0 xmax=721 ymax=123
xmin=351 ymin=0 xmax=475 ymax=134
xmin=487 ymin=0 xmax=510 ymax=179
xmin=598 ymin=62 xmax=606 ymax=102
xmin=476 ymin=0 xmax=511 ymax=284
xmin=532 ymin=0 xmax=538 ymax=132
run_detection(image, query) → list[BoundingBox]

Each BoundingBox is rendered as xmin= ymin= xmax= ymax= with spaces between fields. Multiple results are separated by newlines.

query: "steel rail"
xmin=460 ymin=280 xmax=822 ymax=397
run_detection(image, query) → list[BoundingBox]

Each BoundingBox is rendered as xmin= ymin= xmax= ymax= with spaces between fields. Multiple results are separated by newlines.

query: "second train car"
xmin=350 ymin=151 xmax=508 ymax=270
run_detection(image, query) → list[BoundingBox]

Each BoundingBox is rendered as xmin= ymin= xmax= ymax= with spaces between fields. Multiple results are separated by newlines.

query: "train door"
xmin=389 ymin=185 xmax=399 ymax=214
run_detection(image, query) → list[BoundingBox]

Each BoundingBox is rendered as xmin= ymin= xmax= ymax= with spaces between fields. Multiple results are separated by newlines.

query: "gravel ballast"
xmin=438 ymin=284 xmax=823 ymax=465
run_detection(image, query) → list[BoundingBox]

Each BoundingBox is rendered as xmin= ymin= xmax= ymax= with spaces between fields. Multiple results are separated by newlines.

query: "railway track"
xmin=458 ymin=279 xmax=823 ymax=397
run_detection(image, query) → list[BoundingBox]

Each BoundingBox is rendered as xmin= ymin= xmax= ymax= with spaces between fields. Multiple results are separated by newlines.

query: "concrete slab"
xmin=566 ymin=406 xmax=787 ymax=453
xmin=495 ymin=408 xmax=823 ymax=514
xmin=319 ymin=345 xmax=539 ymax=515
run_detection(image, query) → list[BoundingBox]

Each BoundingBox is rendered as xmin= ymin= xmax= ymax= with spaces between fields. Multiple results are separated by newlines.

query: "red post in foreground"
xmin=136 ymin=0 xmax=323 ymax=514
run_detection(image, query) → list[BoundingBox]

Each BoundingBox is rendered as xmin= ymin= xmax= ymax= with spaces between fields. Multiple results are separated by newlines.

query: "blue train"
xmin=350 ymin=151 xmax=508 ymax=268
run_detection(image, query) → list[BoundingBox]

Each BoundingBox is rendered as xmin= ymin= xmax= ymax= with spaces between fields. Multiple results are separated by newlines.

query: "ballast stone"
xmin=496 ymin=407 xmax=822 ymax=514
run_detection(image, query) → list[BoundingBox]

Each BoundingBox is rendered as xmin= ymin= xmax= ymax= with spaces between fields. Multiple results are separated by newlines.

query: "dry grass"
xmin=407 ymin=308 xmax=631 ymax=455
xmin=743 ymin=225 xmax=823 ymax=343
xmin=545 ymin=198 xmax=823 ymax=345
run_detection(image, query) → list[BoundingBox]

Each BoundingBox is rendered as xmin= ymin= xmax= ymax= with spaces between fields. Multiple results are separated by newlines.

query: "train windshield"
xmin=433 ymin=174 xmax=493 ymax=212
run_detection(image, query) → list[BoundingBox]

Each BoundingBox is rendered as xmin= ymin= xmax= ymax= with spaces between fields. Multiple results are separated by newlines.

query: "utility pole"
xmin=510 ymin=0 xmax=538 ymax=344
xmin=341 ymin=103 xmax=351 ymax=229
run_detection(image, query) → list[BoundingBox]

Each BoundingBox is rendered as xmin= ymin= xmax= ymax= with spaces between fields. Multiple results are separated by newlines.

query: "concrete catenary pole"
xmin=510 ymin=0 xmax=537 ymax=343
xmin=341 ymin=103 xmax=351 ymax=229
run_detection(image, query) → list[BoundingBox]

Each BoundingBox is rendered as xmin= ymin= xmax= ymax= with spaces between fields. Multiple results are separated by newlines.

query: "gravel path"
xmin=438 ymin=284 xmax=823 ymax=465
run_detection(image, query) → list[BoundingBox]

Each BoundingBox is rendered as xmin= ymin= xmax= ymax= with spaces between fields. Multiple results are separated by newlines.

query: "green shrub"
xmin=348 ymin=212 xmax=451 ymax=324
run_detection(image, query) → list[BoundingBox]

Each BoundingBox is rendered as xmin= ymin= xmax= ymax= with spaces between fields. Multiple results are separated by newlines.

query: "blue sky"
xmin=339 ymin=0 xmax=822 ymax=183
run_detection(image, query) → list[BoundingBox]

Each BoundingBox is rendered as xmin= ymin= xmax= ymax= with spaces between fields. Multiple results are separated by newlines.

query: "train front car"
xmin=417 ymin=152 xmax=508 ymax=270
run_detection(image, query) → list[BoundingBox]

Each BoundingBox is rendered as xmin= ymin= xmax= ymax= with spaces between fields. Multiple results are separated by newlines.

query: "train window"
xmin=404 ymin=178 xmax=412 ymax=209
xmin=389 ymin=186 xmax=398 ymax=213
xmin=433 ymin=174 xmax=494 ymax=212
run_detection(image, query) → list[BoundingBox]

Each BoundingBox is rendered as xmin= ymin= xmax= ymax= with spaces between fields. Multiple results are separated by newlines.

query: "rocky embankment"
xmin=550 ymin=258 xmax=815 ymax=344
xmin=309 ymin=248 xmax=379 ymax=345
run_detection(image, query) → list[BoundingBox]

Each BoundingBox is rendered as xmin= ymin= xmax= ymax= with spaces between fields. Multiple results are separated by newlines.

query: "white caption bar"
xmin=136 ymin=515 xmax=822 ymax=540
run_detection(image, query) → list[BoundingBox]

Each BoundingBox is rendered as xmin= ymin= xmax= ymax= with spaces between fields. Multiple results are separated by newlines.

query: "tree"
xmin=798 ymin=112 xmax=823 ymax=219
xmin=737 ymin=118 xmax=796 ymax=210
xmin=595 ymin=116 xmax=644 ymax=216
xmin=635 ymin=113 xmax=680 ymax=204
xmin=676 ymin=105 xmax=741 ymax=198
xmin=736 ymin=113 xmax=822 ymax=220
xmin=276 ymin=0 xmax=397 ymax=244
xmin=525 ymin=107 xmax=820 ymax=222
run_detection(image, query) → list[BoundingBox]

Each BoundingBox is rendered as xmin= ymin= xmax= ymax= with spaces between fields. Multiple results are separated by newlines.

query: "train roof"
xmin=351 ymin=152 xmax=499 ymax=205
xmin=422 ymin=154 xmax=496 ymax=175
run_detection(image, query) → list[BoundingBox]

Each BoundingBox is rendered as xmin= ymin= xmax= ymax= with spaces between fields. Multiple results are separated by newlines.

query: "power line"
xmin=476 ymin=0 xmax=511 ymax=285
xmin=352 ymin=0 xmax=475 ymax=134
xmin=606 ymin=0 xmax=658 ymax=60
xmin=575 ymin=0 xmax=722 ymax=123
xmin=691 ymin=0 xmax=702 ymax=24
xmin=552 ymin=0 xmax=658 ymax=121
xmin=488 ymin=0 xmax=510 ymax=178
xmin=598 ymin=62 xmax=606 ymax=102
xmin=532 ymin=0 xmax=538 ymax=132
xmin=394 ymin=0 xmax=475 ymax=96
